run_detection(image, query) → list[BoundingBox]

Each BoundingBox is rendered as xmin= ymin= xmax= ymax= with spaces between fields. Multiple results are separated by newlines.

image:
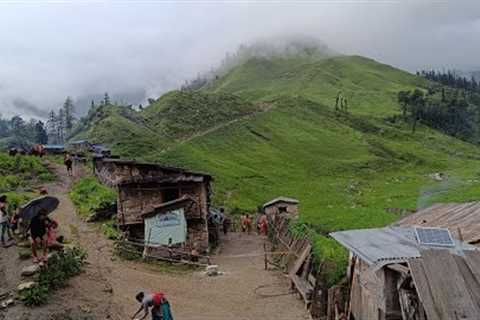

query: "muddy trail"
xmin=1 ymin=163 xmax=309 ymax=320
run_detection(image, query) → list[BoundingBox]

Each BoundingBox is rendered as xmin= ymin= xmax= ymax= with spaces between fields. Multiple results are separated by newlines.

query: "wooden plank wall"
xmin=270 ymin=215 xmax=333 ymax=319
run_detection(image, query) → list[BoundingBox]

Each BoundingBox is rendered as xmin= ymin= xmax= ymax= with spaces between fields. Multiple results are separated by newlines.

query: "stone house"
xmin=93 ymin=157 xmax=212 ymax=253
xmin=263 ymin=197 xmax=299 ymax=220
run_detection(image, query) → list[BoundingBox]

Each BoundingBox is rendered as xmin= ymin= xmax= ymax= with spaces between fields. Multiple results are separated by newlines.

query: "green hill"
xmin=71 ymin=53 xmax=480 ymax=272
xmin=71 ymin=91 xmax=259 ymax=157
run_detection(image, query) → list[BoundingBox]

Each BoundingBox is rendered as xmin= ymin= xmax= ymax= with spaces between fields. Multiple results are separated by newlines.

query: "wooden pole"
xmin=346 ymin=256 xmax=357 ymax=320
xmin=264 ymin=242 xmax=268 ymax=270
xmin=457 ymin=227 xmax=464 ymax=242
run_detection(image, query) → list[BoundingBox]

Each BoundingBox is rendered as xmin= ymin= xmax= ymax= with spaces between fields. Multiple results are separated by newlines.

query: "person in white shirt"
xmin=0 ymin=195 xmax=13 ymax=246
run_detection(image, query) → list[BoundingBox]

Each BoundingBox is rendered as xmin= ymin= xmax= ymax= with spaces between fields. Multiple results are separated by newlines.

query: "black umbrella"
xmin=19 ymin=196 xmax=60 ymax=220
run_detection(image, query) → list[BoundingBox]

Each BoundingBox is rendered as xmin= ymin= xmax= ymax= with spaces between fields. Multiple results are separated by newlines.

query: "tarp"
xmin=145 ymin=208 xmax=187 ymax=246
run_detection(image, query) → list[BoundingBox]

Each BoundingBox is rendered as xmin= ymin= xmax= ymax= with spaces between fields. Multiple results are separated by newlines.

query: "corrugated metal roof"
xmin=263 ymin=197 xmax=299 ymax=208
xmin=44 ymin=145 xmax=64 ymax=149
xmin=395 ymin=202 xmax=480 ymax=244
xmin=330 ymin=226 xmax=475 ymax=265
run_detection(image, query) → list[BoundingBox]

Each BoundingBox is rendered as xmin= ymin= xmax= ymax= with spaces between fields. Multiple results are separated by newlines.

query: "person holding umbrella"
xmin=19 ymin=196 xmax=59 ymax=263
xmin=28 ymin=209 xmax=52 ymax=263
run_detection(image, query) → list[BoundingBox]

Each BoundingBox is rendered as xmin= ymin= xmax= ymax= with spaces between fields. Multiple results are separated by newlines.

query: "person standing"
xmin=240 ymin=214 xmax=247 ymax=233
xmin=28 ymin=209 xmax=51 ymax=263
xmin=0 ymin=195 xmax=13 ymax=246
xmin=64 ymin=153 xmax=73 ymax=176
xmin=132 ymin=291 xmax=174 ymax=320
xmin=258 ymin=213 xmax=268 ymax=236
xmin=244 ymin=214 xmax=253 ymax=235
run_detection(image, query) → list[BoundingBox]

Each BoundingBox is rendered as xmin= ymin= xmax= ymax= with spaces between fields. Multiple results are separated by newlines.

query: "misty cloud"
xmin=12 ymin=98 xmax=45 ymax=118
xmin=0 ymin=1 xmax=479 ymax=118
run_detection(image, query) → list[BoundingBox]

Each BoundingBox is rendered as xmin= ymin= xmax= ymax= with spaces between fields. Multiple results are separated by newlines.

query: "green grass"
xmin=68 ymin=53 xmax=480 ymax=277
xmin=0 ymin=153 xmax=54 ymax=193
xmin=144 ymin=90 xmax=259 ymax=139
xmin=69 ymin=176 xmax=116 ymax=217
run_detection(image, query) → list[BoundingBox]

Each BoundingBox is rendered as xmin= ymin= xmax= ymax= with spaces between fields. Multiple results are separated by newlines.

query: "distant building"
xmin=90 ymin=144 xmax=111 ymax=157
xmin=263 ymin=197 xmax=299 ymax=218
xmin=331 ymin=226 xmax=480 ymax=319
xmin=69 ymin=140 xmax=91 ymax=154
xmin=43 ymin=144 xmax=65 ymax=154
xmin=93 ymin=157 xmax=213 ymax=254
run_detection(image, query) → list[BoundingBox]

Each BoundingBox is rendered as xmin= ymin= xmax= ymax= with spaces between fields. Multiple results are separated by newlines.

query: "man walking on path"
xmin=0 ymin=195 xmax=13 ymax=246
xmin=132 ymin=291 xmax=174 ymax=320
xmin=64 ymin=153 xmax=73 ymax=176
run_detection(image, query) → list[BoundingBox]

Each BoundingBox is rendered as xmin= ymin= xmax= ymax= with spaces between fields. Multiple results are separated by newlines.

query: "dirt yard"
xmin=0 ymin=163 xmax=310 ymax=320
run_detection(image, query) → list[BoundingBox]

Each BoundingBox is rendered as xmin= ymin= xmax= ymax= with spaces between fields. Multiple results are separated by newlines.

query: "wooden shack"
xmin=93 ymin=157 xmax=212 ymax=253
xmin=331 ymin=226 xmax=480 ymax=320
xmin=43 ymin=144 xmax=65 ymax=155
xmin=69 ymin=140 xmax=91 ymax=155
xmin=395 ymin=202 xmax=480 ymax=245
xmin=263 ymin=197 xmax=299 ymax=220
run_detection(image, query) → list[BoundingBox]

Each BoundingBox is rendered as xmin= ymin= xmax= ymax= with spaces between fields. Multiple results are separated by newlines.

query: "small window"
xmin=163 ymin=188 xmax=180 ymax=202
xmin=278 ymin=206 xmax=287 ymax=213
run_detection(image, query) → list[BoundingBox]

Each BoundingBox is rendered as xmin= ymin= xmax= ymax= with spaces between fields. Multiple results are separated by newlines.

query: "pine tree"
xmin=63 ymin=96 xmax=75 ymax=134
xmin=103 ymin=92 xmax=111 ymax=106
xmin=35 ymin=121 xmax=48 ymax=144
xmin=335 ymin=92 xmax=341 ymax=112
xmin=46 ymin=110 xmax=58 ymax=144
xmin=57 ymin=108 xmax=65 ymax=144
xmin=10 ymin=116 xmax=28 ymax=148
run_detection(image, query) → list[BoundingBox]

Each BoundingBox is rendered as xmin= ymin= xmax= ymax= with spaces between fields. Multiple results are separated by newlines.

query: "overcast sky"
xmin=0 ymin=0 xmax=479 ymax=118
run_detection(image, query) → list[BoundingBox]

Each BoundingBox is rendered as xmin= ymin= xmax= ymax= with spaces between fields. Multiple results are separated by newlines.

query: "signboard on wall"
xmin=145 ymin=208 xmax=187 ymax=246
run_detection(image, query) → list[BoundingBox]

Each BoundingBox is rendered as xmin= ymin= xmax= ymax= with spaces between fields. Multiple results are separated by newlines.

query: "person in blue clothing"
xmin=131 ymin=291 xmax=174 ymax=320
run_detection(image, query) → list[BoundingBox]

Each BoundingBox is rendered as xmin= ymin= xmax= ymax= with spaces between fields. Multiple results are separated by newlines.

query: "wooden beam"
xmin=387 ymin=263 xmax=410 ymax=275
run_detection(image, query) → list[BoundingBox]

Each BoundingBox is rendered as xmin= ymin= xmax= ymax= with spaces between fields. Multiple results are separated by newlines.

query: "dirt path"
xmin=2 ymin=163 xmax=310 ymax=320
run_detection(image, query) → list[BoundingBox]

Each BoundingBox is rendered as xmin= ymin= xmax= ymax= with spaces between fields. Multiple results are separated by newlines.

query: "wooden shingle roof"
xmin=395 ymin=202 xmax=480 ymax=244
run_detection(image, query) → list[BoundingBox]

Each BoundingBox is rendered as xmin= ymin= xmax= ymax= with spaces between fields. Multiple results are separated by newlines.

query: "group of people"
xmin=240 ymin=212 xmax=269 ymax=236
xmin=0 ymin=194 xmax=63 ymax=264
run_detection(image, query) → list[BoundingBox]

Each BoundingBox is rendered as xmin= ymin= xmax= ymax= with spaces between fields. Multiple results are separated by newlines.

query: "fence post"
xmin=264 ymin=242 xmax=268 ymax=270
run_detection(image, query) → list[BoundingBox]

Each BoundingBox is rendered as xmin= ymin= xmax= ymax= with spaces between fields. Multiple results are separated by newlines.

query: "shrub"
xmin=69 ymin=177 xmax=116 ymax=217
xmin=101 ymin=220 xmax=120 ymax=240
xmin=0 ymin=153 xmax=53 ymax=193
xmin=22 ymin=285 xmax=49 ymax=306
xmin=21 ymin=247 xmax=87 ymax=306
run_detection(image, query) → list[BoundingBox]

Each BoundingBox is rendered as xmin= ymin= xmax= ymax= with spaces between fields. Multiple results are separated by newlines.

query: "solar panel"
xmin=415 ymin=227 xmax=455 ymax=247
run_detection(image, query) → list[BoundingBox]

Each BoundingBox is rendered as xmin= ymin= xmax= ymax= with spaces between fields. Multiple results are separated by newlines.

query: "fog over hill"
xmin=1 ymin=1 xmax=480 ymax=118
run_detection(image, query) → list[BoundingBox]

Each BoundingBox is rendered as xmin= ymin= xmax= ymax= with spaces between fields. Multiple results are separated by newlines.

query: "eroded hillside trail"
xmin=3 ymin=162 xmax=309 ymax=320
xmin=160 ymin=102 xmax=274 ymax=155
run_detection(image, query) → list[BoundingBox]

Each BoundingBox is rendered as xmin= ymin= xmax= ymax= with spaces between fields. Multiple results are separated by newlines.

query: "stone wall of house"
xmin=264 ymin=202 xmax=299 ymax=217
xmin=118 ymin=182 xmax=207 ymax=225
xmin=118 ymin=183 xmax=165 ymax=225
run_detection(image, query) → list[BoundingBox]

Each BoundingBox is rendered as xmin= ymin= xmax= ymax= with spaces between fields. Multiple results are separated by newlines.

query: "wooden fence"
xmin=268 ymin=214 xmax=347 ymax=320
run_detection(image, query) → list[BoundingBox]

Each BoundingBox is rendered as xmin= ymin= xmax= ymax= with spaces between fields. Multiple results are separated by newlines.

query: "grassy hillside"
xmin=144 ymin=91 xmax=259 ymax=139
xmin=207 ymin=55 xmax=426 ymax=116
xmin=71 ymin=91 xmax=258 ymax=157
xmin=70 ymin=53 xmax=480 ymax=273
xmin=158 ymin=95 xmax=480 ymax=232
xmin=70 ymin=105 xmax=165 ymax=157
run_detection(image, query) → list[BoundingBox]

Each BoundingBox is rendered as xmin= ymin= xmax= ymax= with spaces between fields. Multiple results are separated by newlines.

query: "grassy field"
xmin=69 ymin=176 xmax=116 ymax=217
xmin=68 ymin=53 xmax=480 ymax=275
xmin=0 ymin=153 xmax=54 ymax=193
xmin=0 ymin=153 xmax=54 ymax=212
